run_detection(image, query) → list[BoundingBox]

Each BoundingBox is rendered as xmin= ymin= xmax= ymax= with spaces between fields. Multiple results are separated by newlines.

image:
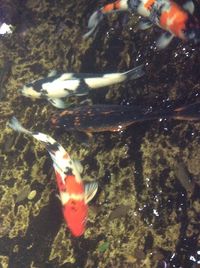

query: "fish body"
xmin=84 ymin=0 xmax=200 ymax=49
xmin=50 ymin=102 xmax=200 ymax=133
xmin=20 ymin=65 xmax=144 ymax=108
xmin=8 ymin=117 xmax=98 ymax=236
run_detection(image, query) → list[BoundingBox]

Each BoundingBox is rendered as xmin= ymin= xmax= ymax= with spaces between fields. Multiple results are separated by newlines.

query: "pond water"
xmin=0 ymin=0 xmax=200 ymax=267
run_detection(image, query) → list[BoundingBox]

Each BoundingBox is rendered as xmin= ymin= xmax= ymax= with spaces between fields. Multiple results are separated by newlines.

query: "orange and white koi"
xmin=84 ymin=0 xmax=200 ymax=49
xmin=8 ymin=117 xmax=98 ymax=237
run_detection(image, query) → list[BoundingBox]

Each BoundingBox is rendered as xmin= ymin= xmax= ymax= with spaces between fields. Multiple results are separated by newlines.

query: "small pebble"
xmin=28 ymin=190 xmax=37 ymax=200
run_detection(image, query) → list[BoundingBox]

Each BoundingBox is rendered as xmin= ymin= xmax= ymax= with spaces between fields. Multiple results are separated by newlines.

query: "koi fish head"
xmin=19 ymin=84 xmax=41 ymax=98
xmin=56 ymin=170 xmax=98 ymax=237
xmin=63 ymin=199 xmax=88 ymax=237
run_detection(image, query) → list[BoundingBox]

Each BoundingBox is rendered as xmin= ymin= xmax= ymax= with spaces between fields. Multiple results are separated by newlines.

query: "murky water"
xmin=0 ymin=0 xmax=200 ymax=267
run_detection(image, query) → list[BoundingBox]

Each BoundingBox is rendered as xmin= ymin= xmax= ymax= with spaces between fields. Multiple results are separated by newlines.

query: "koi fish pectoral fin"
xmin=79 ymin=98 xmax=93 ymax=106
xmin=75 ymin=86 xmax=89 ymax=96
xmin=183 ymin=0 xmax=195 ymax=14
xmin=124 ymin=64 xmax=145 ymax=80
xmin=56 ymin=194 xmax=61 ymax=201
xmin=48 ymin=70 xmax=57 ymax=77
xmin=83 ymin=10 xmax=104 ymax=38
xmin=137 ymin=19 xmax=153 ymax=31
xmin=48 ymin=98 xmax=72 ymax=109
xmin=156 ymin=32 xmax=174 ymax=50
xmin=84 ymin=182 xmax=98 ymax=203
xmin=72 ymin=159 xmax=84 ymax=174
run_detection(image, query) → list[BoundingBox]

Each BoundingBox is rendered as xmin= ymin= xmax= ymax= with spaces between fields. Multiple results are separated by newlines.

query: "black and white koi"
xmin=84 ymin=0 xmax=200 ymax=49
xmin=20 ymin=65 xmax=144 ymax=109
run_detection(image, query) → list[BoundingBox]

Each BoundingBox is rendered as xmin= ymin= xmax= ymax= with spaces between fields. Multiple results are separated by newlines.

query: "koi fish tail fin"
xmin=7 ymin=117 xmax=31 ymax=135
xmin=173 ymin=102 xmax=200 ymax=121
xmin=83 ymin=9 xmax=104 ymax=38
xmin=8 ymin=117 xmax=68 ymax=173
xmin=123 ymin=64 xmax=145 ymax=80
xmin=8 ymin=117 xmax=58 ymax=150
xmin=83 ymin=0 xmax=129 ymax=38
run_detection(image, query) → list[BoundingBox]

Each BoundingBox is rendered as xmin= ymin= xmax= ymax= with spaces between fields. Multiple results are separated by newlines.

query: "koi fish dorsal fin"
xmin=73 ymin=159 xmax=84 ymax=174
xmin=183 ymin=0 xmax=195 ymax=15
xmin=84 ymin=182 xmax=98 ymax=203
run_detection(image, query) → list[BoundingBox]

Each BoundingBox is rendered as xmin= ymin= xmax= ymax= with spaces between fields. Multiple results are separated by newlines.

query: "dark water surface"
xmin=0 ymin=0 xmax=200 ymax=267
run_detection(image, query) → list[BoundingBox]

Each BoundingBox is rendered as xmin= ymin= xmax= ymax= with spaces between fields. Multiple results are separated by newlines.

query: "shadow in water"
xmin=7 ymin=193 xmax=62 ymax=268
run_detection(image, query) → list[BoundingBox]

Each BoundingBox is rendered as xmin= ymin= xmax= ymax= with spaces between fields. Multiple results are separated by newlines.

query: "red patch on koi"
xmin=102 ymin=0 xmax=121 ymax=13
xmin=63 ymin=199 xmax=88 ymax=237
xmin=55 ymin=171 xmax=87 ymax=237
xmin=65 ymin=175 xmax=84 ymax=195
xmin=144 ymin=0 xmax=156 ymax=10
xmin=160 ymin=3 xmax=188 ymax=37
xmin=55 ymin=171 xmax=66 ymax=192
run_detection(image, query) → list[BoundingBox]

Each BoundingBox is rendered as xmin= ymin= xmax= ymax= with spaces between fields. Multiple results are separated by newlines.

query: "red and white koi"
xmin=8 ymin=117 xmax=98 ymax=237
xmin=84 ymin=0 xmax=200 ymax=49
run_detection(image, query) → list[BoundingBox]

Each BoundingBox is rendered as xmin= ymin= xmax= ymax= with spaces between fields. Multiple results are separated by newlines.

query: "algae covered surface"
xmin=0 ymin=0 xmax=200 ymax=267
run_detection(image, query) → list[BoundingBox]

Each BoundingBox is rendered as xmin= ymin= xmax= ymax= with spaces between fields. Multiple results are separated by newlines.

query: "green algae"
xmin=9 ymin=205 xmax=30 ymax=238
xmin=98 ymin=241 xmax=110 ymax=253
xmin=187 ymin=140 xmax=200 ymax=175
xmin=49 ymin=225 xmax=75 ymax=265
xmin=0 ymin=0 xmax=200 ymax=267
xmin=15 ymin=185 xmax=31 ymax=203
xmin=0 ymin=256 xmax=9 ymax=268
xmin=31 ymin=185 xmax=50 ymax=217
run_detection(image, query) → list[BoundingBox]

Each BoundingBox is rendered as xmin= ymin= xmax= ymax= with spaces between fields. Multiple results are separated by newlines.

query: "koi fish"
xmin=84 ymin=0 xmax=200 ymax=49
xmin=20 ymin=65 xmax=144 ymax=109
xmin=8 ymin=117 xmax=98 ymax=237
xmin=50 ymin=102 xmax=200 ymax=133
